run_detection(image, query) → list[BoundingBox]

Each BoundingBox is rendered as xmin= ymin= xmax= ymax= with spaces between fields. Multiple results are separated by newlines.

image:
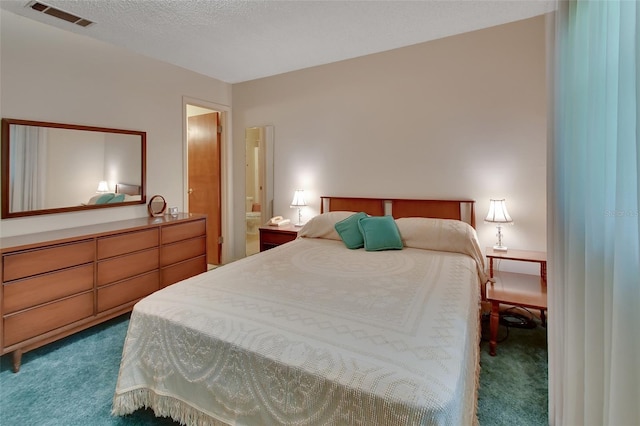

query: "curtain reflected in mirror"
xmin=10 ymin=125 xmax=48 ymax=211
xmin=245 ymin=125 xmax=273 ymax=256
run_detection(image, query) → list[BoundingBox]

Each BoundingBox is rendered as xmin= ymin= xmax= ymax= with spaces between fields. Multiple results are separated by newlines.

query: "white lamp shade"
xmin=290 ymin=190 xmax=307 ymax=207
xmin=96 ymin=181 xmax=109 ymax=193
xmin=485 ymin=199 xmax=513 ymax=223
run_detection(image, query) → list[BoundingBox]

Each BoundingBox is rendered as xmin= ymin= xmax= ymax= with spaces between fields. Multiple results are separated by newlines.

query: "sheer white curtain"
xmin=9 ymin=125 xmax=48 ymax=212
xmin=549 ymin=1 xmax=640 ymax=425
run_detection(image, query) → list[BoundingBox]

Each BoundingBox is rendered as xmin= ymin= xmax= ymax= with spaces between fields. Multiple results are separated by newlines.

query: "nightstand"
xmin=485 ymin=248 xmax=547 ymax=356
xmin=259 ymin=224 xmax=299 ymax=252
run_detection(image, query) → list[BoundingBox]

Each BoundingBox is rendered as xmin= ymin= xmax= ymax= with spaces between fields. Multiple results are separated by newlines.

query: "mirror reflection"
xmin=245 ymin=125 xmax=273 ymax=256
xmin=1 ymin=118 xmax=146 ymax=218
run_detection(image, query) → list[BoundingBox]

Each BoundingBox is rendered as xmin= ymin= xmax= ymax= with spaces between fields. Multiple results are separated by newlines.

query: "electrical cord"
xmin=480 ymin=312 xmax=509 ymax=343
xmin=481 ymin=306 xmax=538 ymax=343
xmin=503 ymin=305 xmax=536 ymax=320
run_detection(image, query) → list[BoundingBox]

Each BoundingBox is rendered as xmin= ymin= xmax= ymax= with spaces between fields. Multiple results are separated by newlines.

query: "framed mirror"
xmin=1 ymin=118 xmax=146 ymax=219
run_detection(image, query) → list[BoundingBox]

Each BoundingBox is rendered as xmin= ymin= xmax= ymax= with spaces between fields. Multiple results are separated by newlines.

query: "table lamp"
xmin=290 ymin=189 xmax=307 ymax=227
xmin=485 ymin=198 xmax=513 ymax=251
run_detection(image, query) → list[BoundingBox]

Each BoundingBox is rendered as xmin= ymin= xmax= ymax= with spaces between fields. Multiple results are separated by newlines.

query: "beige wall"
xmin=0 ymin=12 xmax=232 ymax=255
xmin=1 ymin=10 xmax=548 ymax=271
xmin=233 ymin=15 xmax=548 ymax=271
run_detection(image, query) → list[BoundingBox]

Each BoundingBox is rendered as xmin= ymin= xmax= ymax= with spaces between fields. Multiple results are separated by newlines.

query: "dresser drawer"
xmin=160 ymin=237 xmax=206 ymax=267
xmin=97 ymin=228 xmax=159 ymax=260
xmin=96 ymin=248 xmax=159 ymax=286
xmin=3 ymin=264 xmax=94 ymax=315
xmin=97 ymin=271 xmax=159 ymax=313
xmin=161 ymin=219 xmax=206 ymax=245
xmin=160 ymin=256 xmax=207 ymax=287
xmin=2 ymin=240 xmax=94 ymax=282
xmin=3 ymin=292 xmax=94 ymax=348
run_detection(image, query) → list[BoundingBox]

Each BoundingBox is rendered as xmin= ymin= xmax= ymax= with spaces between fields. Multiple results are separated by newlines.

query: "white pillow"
xmin=297 ymin=211 xmax=359 ymax=240
xmin=395 ymin=217 xmax=488 ymax=282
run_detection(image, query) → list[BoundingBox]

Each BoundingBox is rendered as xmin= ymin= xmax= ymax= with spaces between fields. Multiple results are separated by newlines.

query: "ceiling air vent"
xmin=26 ymin=1 xmax=94 ymax=27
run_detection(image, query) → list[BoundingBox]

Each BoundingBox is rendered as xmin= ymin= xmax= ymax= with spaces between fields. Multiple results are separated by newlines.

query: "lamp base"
xmin=292 ymin=207 xmax=305 ymax=228
xmin=493 ymin=245 xmax=508 ymax=252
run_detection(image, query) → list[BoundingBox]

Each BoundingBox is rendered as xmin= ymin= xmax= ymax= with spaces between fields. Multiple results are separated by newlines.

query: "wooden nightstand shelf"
xmin=259 ymin=224 xmax=299 ymax=252
xmin=485 ymin=248 xmax=547 ymax=356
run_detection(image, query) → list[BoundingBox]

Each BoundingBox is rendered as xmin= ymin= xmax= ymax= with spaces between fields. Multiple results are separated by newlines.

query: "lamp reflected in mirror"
xmin=96 ymin=181 xmax=109 ymax=193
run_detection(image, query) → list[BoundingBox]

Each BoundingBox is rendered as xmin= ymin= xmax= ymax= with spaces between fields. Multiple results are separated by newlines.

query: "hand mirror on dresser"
xmin=148 ymin=195 xmax=167 ymax=217
xmin=1 ymin=118 xmax=146 ymax=219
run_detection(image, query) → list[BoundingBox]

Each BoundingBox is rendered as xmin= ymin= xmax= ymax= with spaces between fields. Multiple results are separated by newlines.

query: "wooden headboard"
xmin=320 ymin=196 xmax=476 ymax=228
xmin=115 ymin=183 xmax=141 ymax=196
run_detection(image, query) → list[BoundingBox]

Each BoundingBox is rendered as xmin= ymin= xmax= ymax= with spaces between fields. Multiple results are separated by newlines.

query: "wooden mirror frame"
xmin=1 ymin=118 xmax=146 ymax=219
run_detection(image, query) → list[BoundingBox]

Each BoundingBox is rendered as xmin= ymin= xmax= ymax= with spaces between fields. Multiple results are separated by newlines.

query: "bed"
xmin=115 ymin=183 xmax=142 ymax=197
xmin=84 ymin=183 xmax=142 ymax=205
xmin=112 ymin=197 xmax=486 ymax=425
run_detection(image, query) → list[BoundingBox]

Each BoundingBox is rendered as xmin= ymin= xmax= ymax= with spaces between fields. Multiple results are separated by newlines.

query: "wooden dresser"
xmin=0 ymin=213 xmax=207 ymax=372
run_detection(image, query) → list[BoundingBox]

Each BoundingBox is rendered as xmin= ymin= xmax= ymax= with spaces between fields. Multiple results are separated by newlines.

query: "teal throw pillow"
xmin=108 ymin=194 xmax=126 ymax=203
xmin=95 ymin=193 xmax=115 ymax=204
xmin=357 ymin=215 xmax=404 ymax=251
xmin=334 ymin=212 xmax=368 ymax=249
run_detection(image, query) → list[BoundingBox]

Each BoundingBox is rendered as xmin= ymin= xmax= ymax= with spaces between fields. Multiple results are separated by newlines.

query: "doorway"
xmin=245 ymin=125 xmax=274 ymax=256
xmin=245 ymin=127 xmax=263 ymax=256
xmin=186 ymin=104 xmax=221 ymax=265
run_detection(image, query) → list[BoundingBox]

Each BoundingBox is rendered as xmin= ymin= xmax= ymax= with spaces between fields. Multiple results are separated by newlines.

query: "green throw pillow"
xmin=107 ymin=194 xmax=126 ymax=203
xmin=334 ymin=212 xmax=368 ymax=249
xmin=95 ymin=193 xmax=115 ymax=204
xmin=357 ymin=215 xmax=404 ymax=251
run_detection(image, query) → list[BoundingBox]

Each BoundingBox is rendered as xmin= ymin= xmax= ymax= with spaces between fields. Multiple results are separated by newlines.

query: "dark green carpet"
xmin=1 ymin=312 xmax=547 ymax=425
xmin=478 ymin=313 xmax=548 ymax=425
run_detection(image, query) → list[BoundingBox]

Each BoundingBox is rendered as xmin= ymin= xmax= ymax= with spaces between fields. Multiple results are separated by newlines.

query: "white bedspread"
xmin=113 ymin=237 xmax=481 ymax=425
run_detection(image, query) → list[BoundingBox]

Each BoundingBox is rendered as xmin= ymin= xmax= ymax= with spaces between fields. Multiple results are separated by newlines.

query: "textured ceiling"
xmin=0 ymin=0 xmax=556 ymax=83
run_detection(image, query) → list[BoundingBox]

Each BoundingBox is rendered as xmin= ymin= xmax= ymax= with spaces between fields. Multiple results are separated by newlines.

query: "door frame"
xmin=182 ymin=96 xmax=233 ymax=264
